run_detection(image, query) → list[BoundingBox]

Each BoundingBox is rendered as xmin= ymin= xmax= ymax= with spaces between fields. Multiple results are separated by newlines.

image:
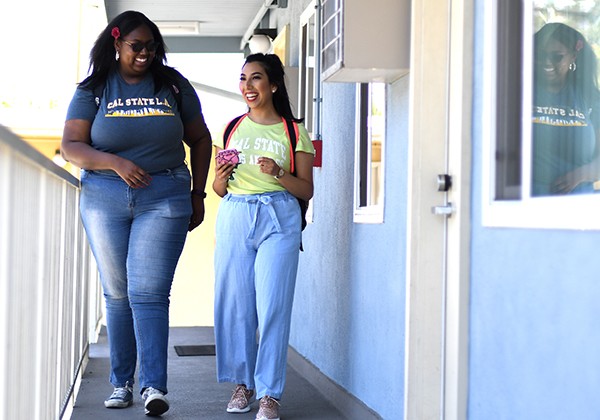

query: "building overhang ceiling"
xmin=104 ymin=0 xmax=287 ymax=53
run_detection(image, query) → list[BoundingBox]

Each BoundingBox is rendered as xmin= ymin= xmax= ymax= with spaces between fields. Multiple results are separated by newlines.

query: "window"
xmin=321 ymin=0 xmax=342 ymax=81
xmin=299 ymin=2 xmax=318 ymax=226
xmin=300 ymin=2 xmax=317 ymax=135
xmin=354 ymin=83 xmax=385 ymax=223
xmin=484 ymin=0 xmax=600 ymax=229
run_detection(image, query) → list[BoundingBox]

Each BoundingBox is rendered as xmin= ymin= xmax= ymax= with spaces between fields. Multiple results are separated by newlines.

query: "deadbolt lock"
xmin=437 ymin=174 xmax=452 ymax=192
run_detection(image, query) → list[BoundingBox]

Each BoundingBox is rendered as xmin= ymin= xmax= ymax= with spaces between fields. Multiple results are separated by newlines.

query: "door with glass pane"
xmin=404 ymin=1 xmax=473 ymax=419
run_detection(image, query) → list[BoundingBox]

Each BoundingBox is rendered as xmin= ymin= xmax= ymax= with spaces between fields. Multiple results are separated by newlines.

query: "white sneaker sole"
xmin=144 ymin=394 xmax=169 ymax=416
xmin=227 ymin=394 xmax=255 ymax=413
xmin=104 ymin=399 xmax=132 ymax=408
xmin=227 ymin=405 xmax=252 ymax=413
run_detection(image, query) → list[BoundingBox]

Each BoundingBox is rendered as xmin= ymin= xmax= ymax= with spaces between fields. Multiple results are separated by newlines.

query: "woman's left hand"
xmin=189 ymin=194 xmax=206 ymax=232
xmin=551 ymin=168 xmax=585 ymax=194
xmin=258 ymin=152 xmax=314 ymax=201
xmin=183 ymin=113 xmax=212 ymax=230
xmin=257 ymin=157 xmax=279 ymax=177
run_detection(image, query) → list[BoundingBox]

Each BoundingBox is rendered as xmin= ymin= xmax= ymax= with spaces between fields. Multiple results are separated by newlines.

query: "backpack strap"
xmin=169 ymin=82 xmax=183 ymax=114
xmin=281 ymin=118 xmax=308 ymax=242
xmin=223 ymin=114 xmax=248 ymax=148
xmin=92 ymin=82 xmax=105 ymax=108
xmin=281 ymin=118 xmax=299 ymax=174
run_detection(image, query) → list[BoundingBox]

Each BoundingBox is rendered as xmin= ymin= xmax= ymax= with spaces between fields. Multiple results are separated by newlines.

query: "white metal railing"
xmin=0 ymin=125 xmax=102 ymax=419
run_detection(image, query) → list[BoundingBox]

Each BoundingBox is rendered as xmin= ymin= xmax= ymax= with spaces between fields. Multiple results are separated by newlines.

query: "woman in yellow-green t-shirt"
xmin=212 ymin=53 xmax=314 ymax=420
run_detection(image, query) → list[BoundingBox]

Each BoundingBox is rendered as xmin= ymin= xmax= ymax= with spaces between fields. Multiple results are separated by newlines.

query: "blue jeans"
xmin=214 ymin=191 xmax=301 ymax=400
xmin=80 ymin=165 xmax=192 ymax=394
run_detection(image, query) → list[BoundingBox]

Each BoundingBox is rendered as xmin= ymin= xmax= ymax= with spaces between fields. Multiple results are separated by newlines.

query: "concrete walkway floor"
xmin=70 ymin=327 xmax=347 ymax=419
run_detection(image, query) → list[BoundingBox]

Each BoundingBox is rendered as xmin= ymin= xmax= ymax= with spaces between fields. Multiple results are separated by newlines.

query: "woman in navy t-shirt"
xmin=533 ymin=23 xmax=600 ymax=195
xmin=61 ymin=11 xmax=212 ymax=416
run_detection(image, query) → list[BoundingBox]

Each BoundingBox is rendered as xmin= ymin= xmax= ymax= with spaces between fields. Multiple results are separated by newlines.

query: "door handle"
xmin=431 ymin=203 xmax=454 ymax=217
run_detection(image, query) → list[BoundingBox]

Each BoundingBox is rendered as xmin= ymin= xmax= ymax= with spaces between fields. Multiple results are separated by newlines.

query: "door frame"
xmin=404 ymin=1 xmax=473 ymax=419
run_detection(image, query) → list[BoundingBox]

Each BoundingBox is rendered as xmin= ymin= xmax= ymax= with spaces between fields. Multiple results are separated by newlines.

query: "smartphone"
xmin=216 ymin=149 xmax=240 ymax=166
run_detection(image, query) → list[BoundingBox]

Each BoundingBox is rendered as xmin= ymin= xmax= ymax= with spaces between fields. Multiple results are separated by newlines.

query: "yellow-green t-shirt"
xmin=214 ymin=116 xmax=314 ymax=195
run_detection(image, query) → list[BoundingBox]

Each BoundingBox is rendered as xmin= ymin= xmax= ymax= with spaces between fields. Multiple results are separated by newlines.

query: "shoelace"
xmin=232 ymin=386 xmax=250 ymax=401
xmin=261 ymin=396 xmax=280 ymax=408
xmin=110 ymin=386 xmax=131 ymax=399
xmin=144 ymin=387 xmax=163 ymax=399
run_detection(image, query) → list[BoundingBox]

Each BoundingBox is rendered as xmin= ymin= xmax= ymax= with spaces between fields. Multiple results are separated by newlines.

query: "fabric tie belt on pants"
xmin=244 ymin=194 xmax=283 ymax=239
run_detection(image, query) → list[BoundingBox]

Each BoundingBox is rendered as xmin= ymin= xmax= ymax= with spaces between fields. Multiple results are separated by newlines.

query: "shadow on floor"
xmin=70 ymin=327 xmax=346 ymax=419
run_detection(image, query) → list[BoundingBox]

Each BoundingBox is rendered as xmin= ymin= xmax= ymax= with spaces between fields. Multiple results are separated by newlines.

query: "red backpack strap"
xmin=282 ymin=118 xmax=299 ymax=174
xmin=223 ymin=114 xmax=247 ymax=148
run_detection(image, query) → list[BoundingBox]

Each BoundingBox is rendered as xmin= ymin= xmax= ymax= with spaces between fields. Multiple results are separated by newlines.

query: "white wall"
xmin=0 ymin=0 xmax=107 ymax=137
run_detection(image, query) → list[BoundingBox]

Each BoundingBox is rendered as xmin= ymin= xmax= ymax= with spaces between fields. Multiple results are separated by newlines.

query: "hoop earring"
xmin=570 ymin=62 xmax=577 ymax=72
xmin=115 ymin=51 xmax=120 ymax=61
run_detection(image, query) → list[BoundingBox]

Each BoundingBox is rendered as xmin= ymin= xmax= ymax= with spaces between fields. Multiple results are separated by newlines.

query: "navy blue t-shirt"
xmin=66 ymin=70 xmax=202 ymax=173
xmin=532 ymin=84 xmax=600 ymax=195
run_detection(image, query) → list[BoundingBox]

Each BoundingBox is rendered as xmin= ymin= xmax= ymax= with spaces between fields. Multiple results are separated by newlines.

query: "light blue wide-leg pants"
xmin=214 ymin=191 xmax=301 ymax=400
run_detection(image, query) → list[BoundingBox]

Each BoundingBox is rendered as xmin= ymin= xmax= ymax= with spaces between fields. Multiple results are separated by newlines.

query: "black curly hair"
xmin=535 ymin=22 xmax=600 ymax=107
xmin=79 ymin=10 xmax=180 ymax=94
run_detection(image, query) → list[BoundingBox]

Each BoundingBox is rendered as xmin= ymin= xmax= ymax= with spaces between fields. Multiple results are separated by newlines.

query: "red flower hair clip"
xmin=575 ymin=39 xmax=584 ymax=52
xmin=111 ymin=27 xmax=120 ymax=39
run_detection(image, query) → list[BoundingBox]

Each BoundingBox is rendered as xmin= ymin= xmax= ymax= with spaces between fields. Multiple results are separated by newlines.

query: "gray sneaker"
xmin=142 ymin=387 xmax=170 ymax=416
xmin=104 ymin=382 xmax=133 ymax=408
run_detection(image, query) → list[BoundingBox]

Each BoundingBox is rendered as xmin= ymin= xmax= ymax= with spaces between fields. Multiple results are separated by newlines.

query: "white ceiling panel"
xmin=104 ymin=0 xmax=279 ymax=52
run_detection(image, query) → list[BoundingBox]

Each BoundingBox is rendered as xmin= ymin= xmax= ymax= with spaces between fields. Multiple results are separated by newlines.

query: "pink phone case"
xmin=216 ymin=149 xmax=240 ymax=165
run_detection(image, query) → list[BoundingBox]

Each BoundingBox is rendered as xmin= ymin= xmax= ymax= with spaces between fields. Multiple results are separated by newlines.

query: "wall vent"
xmin=321 ymin=0 xmax=410 ymax=83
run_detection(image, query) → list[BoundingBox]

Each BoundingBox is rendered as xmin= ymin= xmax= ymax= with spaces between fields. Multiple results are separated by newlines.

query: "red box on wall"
xmin=312 ymin=140 xmax=322 ymax=168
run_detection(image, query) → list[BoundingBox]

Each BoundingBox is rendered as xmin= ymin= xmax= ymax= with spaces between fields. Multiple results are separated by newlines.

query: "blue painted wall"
xmin=468 ymin=2 xmax=600 ymax=419
xmin=284 ymin=2 xmax=600 ymax=419
xmin=290 ymin=75 xmax=410 ymax=419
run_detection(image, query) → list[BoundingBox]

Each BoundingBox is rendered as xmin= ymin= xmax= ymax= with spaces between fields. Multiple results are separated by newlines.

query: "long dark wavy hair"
xmin=79 ymin=10 xmax=180 ymax=94
xmin=535 ymin=22 xmax=600 ymax=107
xmin=244 ymin=53 xmax=304 ymax=123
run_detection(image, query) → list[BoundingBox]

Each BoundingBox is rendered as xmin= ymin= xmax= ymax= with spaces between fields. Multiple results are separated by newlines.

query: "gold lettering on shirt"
xmin=105 ymin=96 xmax=175 ymax=117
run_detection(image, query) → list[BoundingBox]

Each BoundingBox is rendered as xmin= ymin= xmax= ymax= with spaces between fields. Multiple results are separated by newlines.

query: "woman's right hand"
xmin=212 ymin=161 xmax=235 ymax=197
xmin=62 ymin=119 xmax=150 ymax=188
xmin=112 ymin=157 xmax=152 ymax=188
xmin=216 ymin=161 xmax=235 ymax=180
